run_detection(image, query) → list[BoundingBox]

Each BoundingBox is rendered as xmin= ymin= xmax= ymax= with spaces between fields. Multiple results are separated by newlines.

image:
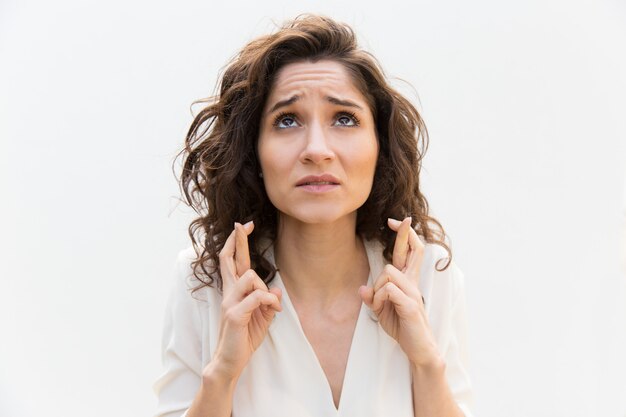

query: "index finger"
xmin=235 ymin=221 xmax=254 ymax=276
xmin=219 ymin=228 xmax=238 ymax=294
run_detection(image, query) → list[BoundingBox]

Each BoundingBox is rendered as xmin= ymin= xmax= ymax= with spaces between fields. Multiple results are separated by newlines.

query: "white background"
xmin=1 ymin=0 xmax=625 ymax=416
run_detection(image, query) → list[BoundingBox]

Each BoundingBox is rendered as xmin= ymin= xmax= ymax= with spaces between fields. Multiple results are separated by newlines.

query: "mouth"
xmin=296 ymin=182 xmax=340 ymax=193
xmin=295 ymin=174 xmax=341 ymax=187
xmin=297 ymin=181 xmax=339 ymax=186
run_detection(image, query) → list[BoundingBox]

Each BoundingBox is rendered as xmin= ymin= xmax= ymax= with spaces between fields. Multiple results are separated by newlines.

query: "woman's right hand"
xmin=204 ymin=220 xmax=283 ymax=382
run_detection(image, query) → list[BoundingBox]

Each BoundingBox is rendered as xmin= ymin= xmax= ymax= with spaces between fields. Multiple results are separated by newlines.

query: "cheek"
xmin=258 ymin=140 xmax=292 ymax=203
xmin=356 ymin=140 xmax=379 ymax=176
xmin=257 ymin=137 xmax=275 ymax=175
xmin=259 ymin=144 xmax=286 ymax=178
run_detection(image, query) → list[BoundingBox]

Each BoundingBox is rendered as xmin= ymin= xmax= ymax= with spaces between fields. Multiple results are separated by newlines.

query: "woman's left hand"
xmin=359 ymin=217 xmax=442 ymax=368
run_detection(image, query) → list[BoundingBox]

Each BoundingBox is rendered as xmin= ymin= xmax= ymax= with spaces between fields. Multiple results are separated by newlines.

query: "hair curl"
xmin=174 ymin=13 xmax=452 ymax=294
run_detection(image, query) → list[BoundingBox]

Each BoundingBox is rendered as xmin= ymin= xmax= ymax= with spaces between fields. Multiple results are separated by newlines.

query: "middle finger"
xmin=390 ymin=217 xmax=411 ymax=271
xmin=235 ymin=221 xmax=253 ymax=276
xmin=404 ymin=224 xmax=425 ymax=284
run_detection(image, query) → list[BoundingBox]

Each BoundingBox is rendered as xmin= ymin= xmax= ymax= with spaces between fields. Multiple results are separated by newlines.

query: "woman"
xmin=154 ymin=14 xmax=475 ymax=417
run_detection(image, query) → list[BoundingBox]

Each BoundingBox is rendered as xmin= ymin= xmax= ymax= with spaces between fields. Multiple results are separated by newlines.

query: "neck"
xmin=273 ymin=214 xmax=370 ymax=307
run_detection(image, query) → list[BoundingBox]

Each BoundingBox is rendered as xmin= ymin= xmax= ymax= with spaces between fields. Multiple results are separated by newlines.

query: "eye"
xmin=335 ymin=111 xmax=360 ymax=127
xmin=271 ymin=110 xmax=361 ymax=129
xmin=272 ymin=112 xmax=299 ymax=129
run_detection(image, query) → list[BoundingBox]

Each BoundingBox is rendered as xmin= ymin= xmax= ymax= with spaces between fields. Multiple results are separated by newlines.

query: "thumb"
xmin=359 ymin=285 xmax=374 ymax=308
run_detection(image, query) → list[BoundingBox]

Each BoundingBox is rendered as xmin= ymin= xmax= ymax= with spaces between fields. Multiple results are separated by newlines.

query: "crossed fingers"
xmin=389 ymin=217 xmax=424 ymax=281
xmin=360 ymin=217 xmax=426 ymax=313
xmin=220 ymin=221 xmax=261 ymax=293
xmin=219 ymin=221 xmax=281 ymax=310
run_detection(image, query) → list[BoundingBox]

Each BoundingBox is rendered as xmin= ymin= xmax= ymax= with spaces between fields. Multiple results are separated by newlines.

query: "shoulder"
xmin=176 ymin=245 xmax=197 ymax=270
xmin=428 ymin=243 xmax=464 ymax=287
xmin=425 ymin=243 xmax=465 ymax=302
xmin=171 ymin=245 xmax=221 ymax=305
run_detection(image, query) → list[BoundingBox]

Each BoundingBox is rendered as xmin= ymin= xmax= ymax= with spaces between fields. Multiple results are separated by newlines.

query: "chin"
xmin=278 ymin=202 xmax=363 ymax=226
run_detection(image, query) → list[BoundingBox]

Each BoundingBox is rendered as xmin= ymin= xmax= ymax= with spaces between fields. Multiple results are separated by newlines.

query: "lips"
xmin=300 ymin=181 xmax=335 ymax=185
xmin=296 ymin=174 xmax=341 ymax=186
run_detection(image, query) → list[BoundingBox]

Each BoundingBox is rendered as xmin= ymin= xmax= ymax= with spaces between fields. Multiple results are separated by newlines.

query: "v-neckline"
xmin=266 ymin=238 xmax=378 ymax=414
xmin=277 ymin=280 xmax=368 ymax=412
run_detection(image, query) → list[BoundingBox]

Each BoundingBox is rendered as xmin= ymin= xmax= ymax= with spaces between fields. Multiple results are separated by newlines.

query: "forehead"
xmin=267 ymin=59 xmax=364 ymax=100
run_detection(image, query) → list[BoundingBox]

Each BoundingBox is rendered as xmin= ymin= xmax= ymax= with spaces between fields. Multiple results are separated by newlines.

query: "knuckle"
xmin=263 ymin=293 xmax=274 ymax=304
xmin=251 ymin=288 xmax=264 ymax=298
xmin=383 ymin=264 xmax=396 ymax=275
xmin=239 ymin=270 xmax=267 ymax=289
xmin=234 ymin=271 xmax=253 ymax=289
xmin=220 ymin=294 xmax=234 ymax=309
xmin=239 ymin=269 xmax=255 ymax=282
xmin=250 ymin=271 xmax=268 ymax=289
xmin=374 ymin=285 xmax=386 ymax=298
xmin=223 ymin=308 xmax=238 ymax=322
xmin=252 ymin=289 xmax=270 ymax=302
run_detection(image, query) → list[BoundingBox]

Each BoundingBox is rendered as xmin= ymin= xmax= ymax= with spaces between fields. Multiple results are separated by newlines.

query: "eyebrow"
xmin=267 ymin=94 xmax=364 ymax=114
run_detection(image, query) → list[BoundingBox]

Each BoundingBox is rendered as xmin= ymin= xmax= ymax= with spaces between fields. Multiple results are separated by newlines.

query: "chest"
xmin=298 ymin=305 xmax=361 ymax=409
xmin=223 ymin=295 xmax=416 ymax=417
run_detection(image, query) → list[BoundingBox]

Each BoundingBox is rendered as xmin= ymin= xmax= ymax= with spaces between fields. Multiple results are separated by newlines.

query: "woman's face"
xmin=257 ymin=59 xmax=379 ymax=225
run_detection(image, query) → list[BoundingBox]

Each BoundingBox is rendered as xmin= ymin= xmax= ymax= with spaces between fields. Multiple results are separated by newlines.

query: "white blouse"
xmin=153 ymin=238 xmax=475 ymax=417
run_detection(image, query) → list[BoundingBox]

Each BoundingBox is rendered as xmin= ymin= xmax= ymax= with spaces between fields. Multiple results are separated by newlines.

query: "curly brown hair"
xmin=174 ymin=13 xmax=452 ymax=294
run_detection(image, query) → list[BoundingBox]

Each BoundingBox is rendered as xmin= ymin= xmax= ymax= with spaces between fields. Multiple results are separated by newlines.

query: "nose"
xmin=299 ymin=121 xmax=335 ymax=164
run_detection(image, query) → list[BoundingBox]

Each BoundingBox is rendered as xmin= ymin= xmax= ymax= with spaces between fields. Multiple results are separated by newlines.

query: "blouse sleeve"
xmin=443 ymin=264 xmax=476 ymax=417
xmin=152 ymin=249 xmax=203 ymax=417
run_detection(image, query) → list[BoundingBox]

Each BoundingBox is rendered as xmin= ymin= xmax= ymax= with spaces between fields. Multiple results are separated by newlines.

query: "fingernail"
xmin=242 ymin=221 xmax=254 ymax=233
xmin=387 ymin=218 xmax=401 ymax=226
